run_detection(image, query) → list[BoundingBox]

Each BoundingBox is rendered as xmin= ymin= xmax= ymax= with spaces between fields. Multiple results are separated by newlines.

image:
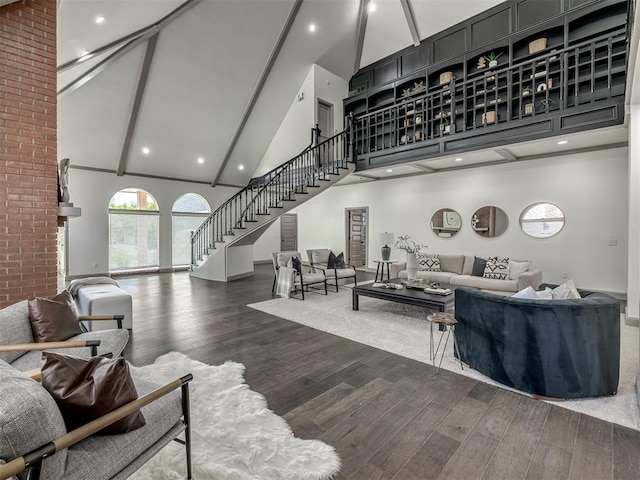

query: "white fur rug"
xmin=249 ymin=290 xmax=640 ymax=431
xmin=128 ymin=352 xmax=340 ymax=479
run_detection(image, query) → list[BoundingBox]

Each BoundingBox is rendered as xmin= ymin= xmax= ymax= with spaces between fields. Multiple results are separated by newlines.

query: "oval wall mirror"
xmin=519 ymin=202 xmax=565 ymax=238
xmin=430 ymin=208 xmax=462 ymax=238
xmin=471 ymin=206 xmax=508 ymax=238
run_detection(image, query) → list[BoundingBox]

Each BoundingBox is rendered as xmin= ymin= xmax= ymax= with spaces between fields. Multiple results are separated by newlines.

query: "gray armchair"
xmin=0 ymin=358 xmax=193 ymax=480
xmin=272 ymin=251 xmax=327 ymax=300
xmin=306 ymin=249 xmax=357 ymax=292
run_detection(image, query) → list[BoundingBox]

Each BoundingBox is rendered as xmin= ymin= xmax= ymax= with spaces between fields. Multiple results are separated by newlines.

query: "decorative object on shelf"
xmin=414 ymin=131 xmax=423 ymax=141
xmin=524 ymin=103 xmax=533 ymax=115
xmin=430 ymin=208 xmax=462 ymax=238
xmin=471 ymin=214 xmax=479 ymax=229
xmin=477 ymin=56 xmax=487 ymax=70
xmin=536 ymin=82 xmax=547 ymax=92
xmin=400 ymin=134 xmax=408 ymax=144
xmin=482 ymin=111 xmax=497 ymax=125
xmin=415 ymin=114 xmax=422 ymax=124
xmin=402 ymin=88 xmax=411 ymax=97
xmin=379 ymin=232 xmax=395 ymax=261
xmin=441 ymin=117 xmax=451 ymax=134
xmin=404 ymin=118 xmax=412 ymax=127
xmin=472 ymin=206 xmax=508 ymax=238
xmin=522 ymin=87 xmax=532 ymax=96
xmin=439 ymin=71 xmax=453 ymax=85
xmin=484 ymin=51 xmax=503 ymax=68
xmin=412 ymin=81 xmax=425 ymax=93
xmin=529 ymin=37 xmax=548 ymax=54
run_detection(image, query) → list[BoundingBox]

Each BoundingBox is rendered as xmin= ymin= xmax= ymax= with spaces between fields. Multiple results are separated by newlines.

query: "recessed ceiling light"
xmin=368 ymin=3 xmax=377 ymax=13
xmin=79 ymin=50 xmax=90 ymax=58
xmin=95 ymin=15 xmax=105 ymax=24
xmin=386 ymin=169 xmax=393 ymax=173
xmin=238 ymin=165 xmax=245 ymax=170
xmin=198 ymin=157 xmax=204 ymax=164
xmin=557 ymin=140 xmax=568 ymax=145
xmin=455 ymin=157 xmax=463 ymax=162
xmin=142 ymin=147 xmax=150 ymax=155
xmin=308 ymin=23 xmax=316 ymax=33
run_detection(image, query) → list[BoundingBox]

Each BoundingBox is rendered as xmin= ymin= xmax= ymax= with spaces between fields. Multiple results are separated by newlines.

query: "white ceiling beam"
xmin=57 ymin=0 xmax=204 ymax=99
xmin=116 ymin=34 xmax=158 ymax=176
xmin=494 ymin=147 xmax=518 ymax=161
xmin=211 ymin=0 xmax=304 ymax=187
xmin=400 ymin=0 xmax=421 ymax=47
xmin=353 ymin=0 xmax=370 ymax=74
xmin=410 ymin=163 xmax=436 ymax=173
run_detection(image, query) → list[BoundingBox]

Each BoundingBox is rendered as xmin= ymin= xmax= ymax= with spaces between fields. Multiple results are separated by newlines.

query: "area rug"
xmin=248 ymin=290 xmax=640 ymax=431
xmin=128 ymin=352 xmax=340 ymax=479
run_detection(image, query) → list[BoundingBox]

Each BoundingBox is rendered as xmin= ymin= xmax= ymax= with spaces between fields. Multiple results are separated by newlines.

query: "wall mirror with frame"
xmin=430 ymin=208 xmax=462 ymax=238
xmin=471 ymin=206 xmax=508 ymax=238
xmin=519 ymin=202 xmax=565 ymax=238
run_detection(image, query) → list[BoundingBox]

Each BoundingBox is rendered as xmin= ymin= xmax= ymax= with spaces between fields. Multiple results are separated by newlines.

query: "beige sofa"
xmin=389 ymin=254 xmax=542 ymax=294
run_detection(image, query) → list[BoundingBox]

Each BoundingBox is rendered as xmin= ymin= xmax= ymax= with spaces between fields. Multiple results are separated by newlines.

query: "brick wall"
xmin=0 ymin=0 xmax=58 ymax=307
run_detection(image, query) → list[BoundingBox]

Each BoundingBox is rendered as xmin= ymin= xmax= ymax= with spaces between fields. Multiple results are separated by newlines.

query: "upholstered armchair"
xmin=271 ymin=251 xmax=327 ymax=300
xmin=306 ymin=249 xmax=357 ymax=292
xmin=0 ymin=358 xmax=193 ymax=480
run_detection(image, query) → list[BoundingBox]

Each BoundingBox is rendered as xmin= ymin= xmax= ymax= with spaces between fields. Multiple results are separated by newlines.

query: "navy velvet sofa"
xmin=454 ymin=284 xmax=620 ymax=399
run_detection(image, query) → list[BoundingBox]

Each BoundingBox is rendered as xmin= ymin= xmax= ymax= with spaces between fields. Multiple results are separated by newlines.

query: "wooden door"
xmin=280 ymin=214 xmax=297 ymax=251
xmin=347 ymin=208 xmax=367 ymax=268
xmin=317 ymin=100 xmax=334 ymax=164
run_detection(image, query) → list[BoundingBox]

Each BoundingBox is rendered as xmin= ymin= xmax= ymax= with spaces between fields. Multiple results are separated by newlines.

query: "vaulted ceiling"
xmin=56 ymin=0 xmax=629 ymax=189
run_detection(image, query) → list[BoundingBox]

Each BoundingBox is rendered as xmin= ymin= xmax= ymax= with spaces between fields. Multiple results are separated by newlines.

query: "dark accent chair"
xmin=454 ymin=284 xmax=620 ymax=399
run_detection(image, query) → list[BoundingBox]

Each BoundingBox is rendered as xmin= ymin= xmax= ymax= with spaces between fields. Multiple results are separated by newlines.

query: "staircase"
xmin=190 ymin=126 xmax=355 ymax=281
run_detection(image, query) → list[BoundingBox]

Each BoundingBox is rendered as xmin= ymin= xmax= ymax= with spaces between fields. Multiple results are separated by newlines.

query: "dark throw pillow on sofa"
xmin=287 ymin=256 xmax=302 ymax=275
xmin=28 ymin=290 xmax=83 ymax=342
xmin=471 ymin=257 xmax=487 ymax=277
xmin=41 ymin=352 xmax=146 ymax=434
xmin=327 ymin=252 xmax=346 ymax=269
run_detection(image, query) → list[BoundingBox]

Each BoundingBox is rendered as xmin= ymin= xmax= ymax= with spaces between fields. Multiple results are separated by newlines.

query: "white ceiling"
xmin=56 ymin=0 xmax=630 ymax=188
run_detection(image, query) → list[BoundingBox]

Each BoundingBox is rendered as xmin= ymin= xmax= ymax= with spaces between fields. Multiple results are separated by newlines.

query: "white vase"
xmin=406 ymin=253 xmax=418 ymax=280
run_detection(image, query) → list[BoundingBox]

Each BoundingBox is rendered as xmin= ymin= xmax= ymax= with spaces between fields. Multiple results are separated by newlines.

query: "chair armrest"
xmin=23 ymin=368 xmax=41 ymax=381
xmin=78 ymin=314 xmax=125 ymax=329
xmin=0 ymin=373 xmax=194 ymax=480
xmin=0 ymin=340 xmax=100 ymax=353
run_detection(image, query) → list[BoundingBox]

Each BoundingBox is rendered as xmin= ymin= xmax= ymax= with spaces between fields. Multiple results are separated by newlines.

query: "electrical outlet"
xmin=561 ymin=272 xmax=568 ymax=280
xmin=608 ymin=237 xmax=618 ymax=246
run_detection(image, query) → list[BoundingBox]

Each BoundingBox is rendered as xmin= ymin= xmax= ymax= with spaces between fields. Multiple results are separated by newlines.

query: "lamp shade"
xmin=379 ymin=232 xmax=395 ymax=245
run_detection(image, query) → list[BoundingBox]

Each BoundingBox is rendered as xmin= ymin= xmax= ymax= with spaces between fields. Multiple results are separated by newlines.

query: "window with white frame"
xmin=172 ymin=193 xmax=210 ymax=266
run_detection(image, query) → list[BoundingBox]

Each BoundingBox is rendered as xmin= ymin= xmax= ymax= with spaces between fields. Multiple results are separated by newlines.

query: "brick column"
xmin=0 ymin=0 xmax=58 ymax=307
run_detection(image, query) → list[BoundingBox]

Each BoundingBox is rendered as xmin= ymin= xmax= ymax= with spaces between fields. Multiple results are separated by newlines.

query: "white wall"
xmin=252 ymin=64 xmax=348 ymax=261
xmin=291 ymin=148 xmax=629 ymax=293
xmin=66 ymin=168 xmax=238 ymax=277
xmin=629 ymin=105 xmax=640 ymax=319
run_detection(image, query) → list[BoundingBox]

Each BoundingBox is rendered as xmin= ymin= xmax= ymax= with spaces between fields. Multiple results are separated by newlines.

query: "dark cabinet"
xmin=345 ymin=0 xmax=629 ymax=170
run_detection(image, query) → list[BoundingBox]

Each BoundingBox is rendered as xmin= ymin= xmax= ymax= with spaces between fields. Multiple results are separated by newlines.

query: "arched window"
xmin=172 ymin=193 xmax=211 ymax=266
xmin=108 ymin=188 xmax=160 ymax=272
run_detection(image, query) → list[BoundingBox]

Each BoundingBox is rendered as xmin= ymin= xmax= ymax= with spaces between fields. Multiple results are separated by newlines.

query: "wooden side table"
xmin=373 ymin=260 xmax=396 ymax=282
xmin=427 ymin=312 xmax=463 ymax=373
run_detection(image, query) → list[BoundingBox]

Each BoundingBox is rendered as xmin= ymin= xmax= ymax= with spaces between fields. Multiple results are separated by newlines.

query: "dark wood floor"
xmin=119 ymin=265 xmax=640 ymax=480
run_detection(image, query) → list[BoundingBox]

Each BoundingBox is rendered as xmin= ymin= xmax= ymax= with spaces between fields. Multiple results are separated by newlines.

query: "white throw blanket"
xmin=67 ymin=277 xmax=120 ymax=297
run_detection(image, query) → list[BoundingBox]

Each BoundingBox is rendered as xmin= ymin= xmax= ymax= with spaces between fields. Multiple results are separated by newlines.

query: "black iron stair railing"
xmin=190 ymin=124 xmax=352 ymax=268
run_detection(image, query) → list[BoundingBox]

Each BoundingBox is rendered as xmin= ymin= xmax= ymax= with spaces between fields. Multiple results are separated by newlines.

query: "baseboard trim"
xmin=66 ymin=273 xmax=111 ymax=281
xmin=254 ymin=260 xmax=272 ymax=265
xmin=625 ymin=307 xmax=639 ymax=327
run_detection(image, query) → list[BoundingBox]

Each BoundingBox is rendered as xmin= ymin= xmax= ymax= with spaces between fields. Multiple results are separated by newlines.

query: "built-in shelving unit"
xmin=344 ymin=0 xmax=630 ymax=171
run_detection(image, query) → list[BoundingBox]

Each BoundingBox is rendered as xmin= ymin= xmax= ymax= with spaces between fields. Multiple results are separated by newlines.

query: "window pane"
xmin=172 ymin=216 xmax=206 ymax=266
xmin=109 ymin=188 xmax=158 ymax=211
xmin=173 ymin=193 xmax=210 ymax=213
xmin=109 ymin=213 xmax=159 ymax=270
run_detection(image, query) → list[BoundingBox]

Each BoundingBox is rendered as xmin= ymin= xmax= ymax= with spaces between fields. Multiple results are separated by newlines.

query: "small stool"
xmin=427 ymin=312 xmax=463 ymax=373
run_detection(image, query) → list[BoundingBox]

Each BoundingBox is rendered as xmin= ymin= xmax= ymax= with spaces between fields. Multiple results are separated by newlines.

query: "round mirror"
xmin=471 ymin=206 xmax=508 ymax=238
xmin=519 ymin=202 xmax=565 ymax=238
xmin=430 ymin=208 xmax=462 ymax=238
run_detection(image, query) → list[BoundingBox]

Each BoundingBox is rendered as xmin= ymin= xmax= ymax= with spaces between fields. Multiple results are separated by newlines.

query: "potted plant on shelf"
xmin=484 ymin=51 xmax=503 ymax=68
xmin=441 ymin=117 xmax=452 ymax=134
xmin=395 ymin=235 xmax=427 ymax=281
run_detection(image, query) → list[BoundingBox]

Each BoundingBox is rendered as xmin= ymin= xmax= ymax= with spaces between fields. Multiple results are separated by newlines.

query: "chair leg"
xmin=334 ymin=273 xmax=339 ymax=293
xmin=324 ymin=278 xmax=328 ymax=295
xmin=181 ymin=383 xmax=192 ymax=479
xmin=271 ymin=274 xmax=276 ymax=294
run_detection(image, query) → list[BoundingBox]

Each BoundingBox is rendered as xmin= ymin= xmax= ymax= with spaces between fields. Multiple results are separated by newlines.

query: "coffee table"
xmin=352 ymin=278 xmax=455 ymax=313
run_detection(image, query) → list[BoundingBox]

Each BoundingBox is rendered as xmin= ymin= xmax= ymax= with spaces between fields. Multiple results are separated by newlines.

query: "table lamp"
xmin=379 ymin=232 xmax=394 ymax=261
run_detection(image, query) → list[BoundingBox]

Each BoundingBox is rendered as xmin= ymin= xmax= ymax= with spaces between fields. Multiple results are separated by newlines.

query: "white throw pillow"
xmin=551 ymin=279 xmax=581 ymax=299
xmin=537 ymin=287 xmax=554 ymax=300
xmin=511 ymin=286 xmax=539 ymax=299
xmin=508 ymin=260 xmax=531 ymax=280
xmin=418 ymin=254 xmax=441 ymax=272
xmin=483 ymin=257 xmax=509 ymax=280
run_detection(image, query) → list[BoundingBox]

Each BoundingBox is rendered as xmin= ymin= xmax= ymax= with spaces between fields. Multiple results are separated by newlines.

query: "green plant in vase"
xmin=484 ymin=51 xmax=503 ymax=68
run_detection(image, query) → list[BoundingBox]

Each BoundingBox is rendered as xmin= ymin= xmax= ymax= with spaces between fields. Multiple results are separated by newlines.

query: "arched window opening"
xmin=172 ymin=193 xmax=211 ymax=267
xmin=108 ymin=188 xmax=160 ymax=272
